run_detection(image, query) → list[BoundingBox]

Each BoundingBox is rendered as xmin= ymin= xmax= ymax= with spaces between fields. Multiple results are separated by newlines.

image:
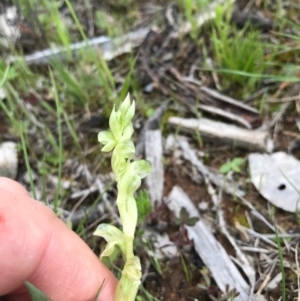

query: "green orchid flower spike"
xmin=94 ymin=93 xmax=152 ymax=301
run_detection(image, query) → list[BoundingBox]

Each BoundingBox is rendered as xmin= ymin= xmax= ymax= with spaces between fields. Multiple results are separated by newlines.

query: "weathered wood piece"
xmin=197 ymin=104 xmax=252 ymax=129
xmin=10 ymin=27 xmax=150 ymax=65
xmin=167 ymin=186 xmax=254 ymax=301
xmin=200 ymin=86 xmax=259 ymax=114
xmin=136 ymin=101 xmax=169 ymax=158
xmin=144 ymin=130 xmax=164 ymax=205
xmin=168 ymin=116 xmax=274 ymax=152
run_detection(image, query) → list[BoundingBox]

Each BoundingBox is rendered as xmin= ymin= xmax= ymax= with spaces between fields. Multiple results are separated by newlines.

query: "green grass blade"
xmin=20 ymin=125 xmax=37 ymax=200
xmin=50 ymin=70 xmax=63 ymax=211
xmin=25 ymin=282 xmax=50 ymax=301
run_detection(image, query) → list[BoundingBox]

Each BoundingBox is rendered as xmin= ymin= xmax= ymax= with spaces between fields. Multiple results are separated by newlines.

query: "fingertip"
xmin=0 ymin=177 xmax=30 ymax=197
xmin=28 ymin=216 xmax=118 ymax=301
xmin=0 ymin=188 xmax=53 ymax=295
xmin=0 ymin=184 xmax=117 ymax=301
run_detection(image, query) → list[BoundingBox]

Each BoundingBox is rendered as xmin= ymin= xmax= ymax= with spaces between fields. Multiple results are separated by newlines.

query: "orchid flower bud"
xmin=94 ymin=93 xmax=152 ymax=301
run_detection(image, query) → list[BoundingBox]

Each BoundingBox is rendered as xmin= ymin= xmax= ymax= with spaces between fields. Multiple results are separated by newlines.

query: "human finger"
xmin=0 ymin=182 xmax=117 ymax=301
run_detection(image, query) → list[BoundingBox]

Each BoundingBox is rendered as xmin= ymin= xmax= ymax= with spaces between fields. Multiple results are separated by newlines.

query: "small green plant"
xmin=179 ymin=253 xmax=192 ymax=284
xmin=211 ymin=3 xmax=268 ymax=93
xmin=95 ymin=10 xmax=121 ymax=38
xmin=136 ymin=189 xmax=152 ymax=225
xmin=219 ymin=157 xmax=244 ymax=174
xmin=94 ymin=93 xmax=152 ymax=301
xmin=176 ymin=0 xmax=211 ymax=41
xmin=171 ymin=207 xmax=199 ymax=248
xmin=175 ymin=207 xmax=199 ymax=227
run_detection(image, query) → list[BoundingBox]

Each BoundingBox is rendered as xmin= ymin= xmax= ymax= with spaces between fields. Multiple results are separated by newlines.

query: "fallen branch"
xmin=174 ymin=135 xmax=244 ymax=197
xmin=168 ymin=116 xmax=274 ymax=152
xmin=9 ymin=27 xmax=150 ymax=65
xmin=166 ymin=186 xmax=254 ymax=301
xmin=144 ymin=130 xmax=164 ymax=205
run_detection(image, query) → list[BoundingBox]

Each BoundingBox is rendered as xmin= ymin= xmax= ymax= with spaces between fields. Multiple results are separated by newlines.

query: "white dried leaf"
xmin=249 ymin=152 xmax=300 ymax=212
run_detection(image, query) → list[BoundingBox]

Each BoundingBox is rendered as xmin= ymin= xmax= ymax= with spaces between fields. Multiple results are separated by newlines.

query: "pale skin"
xmin=0 ymin=177 xmax=117 ymax=301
